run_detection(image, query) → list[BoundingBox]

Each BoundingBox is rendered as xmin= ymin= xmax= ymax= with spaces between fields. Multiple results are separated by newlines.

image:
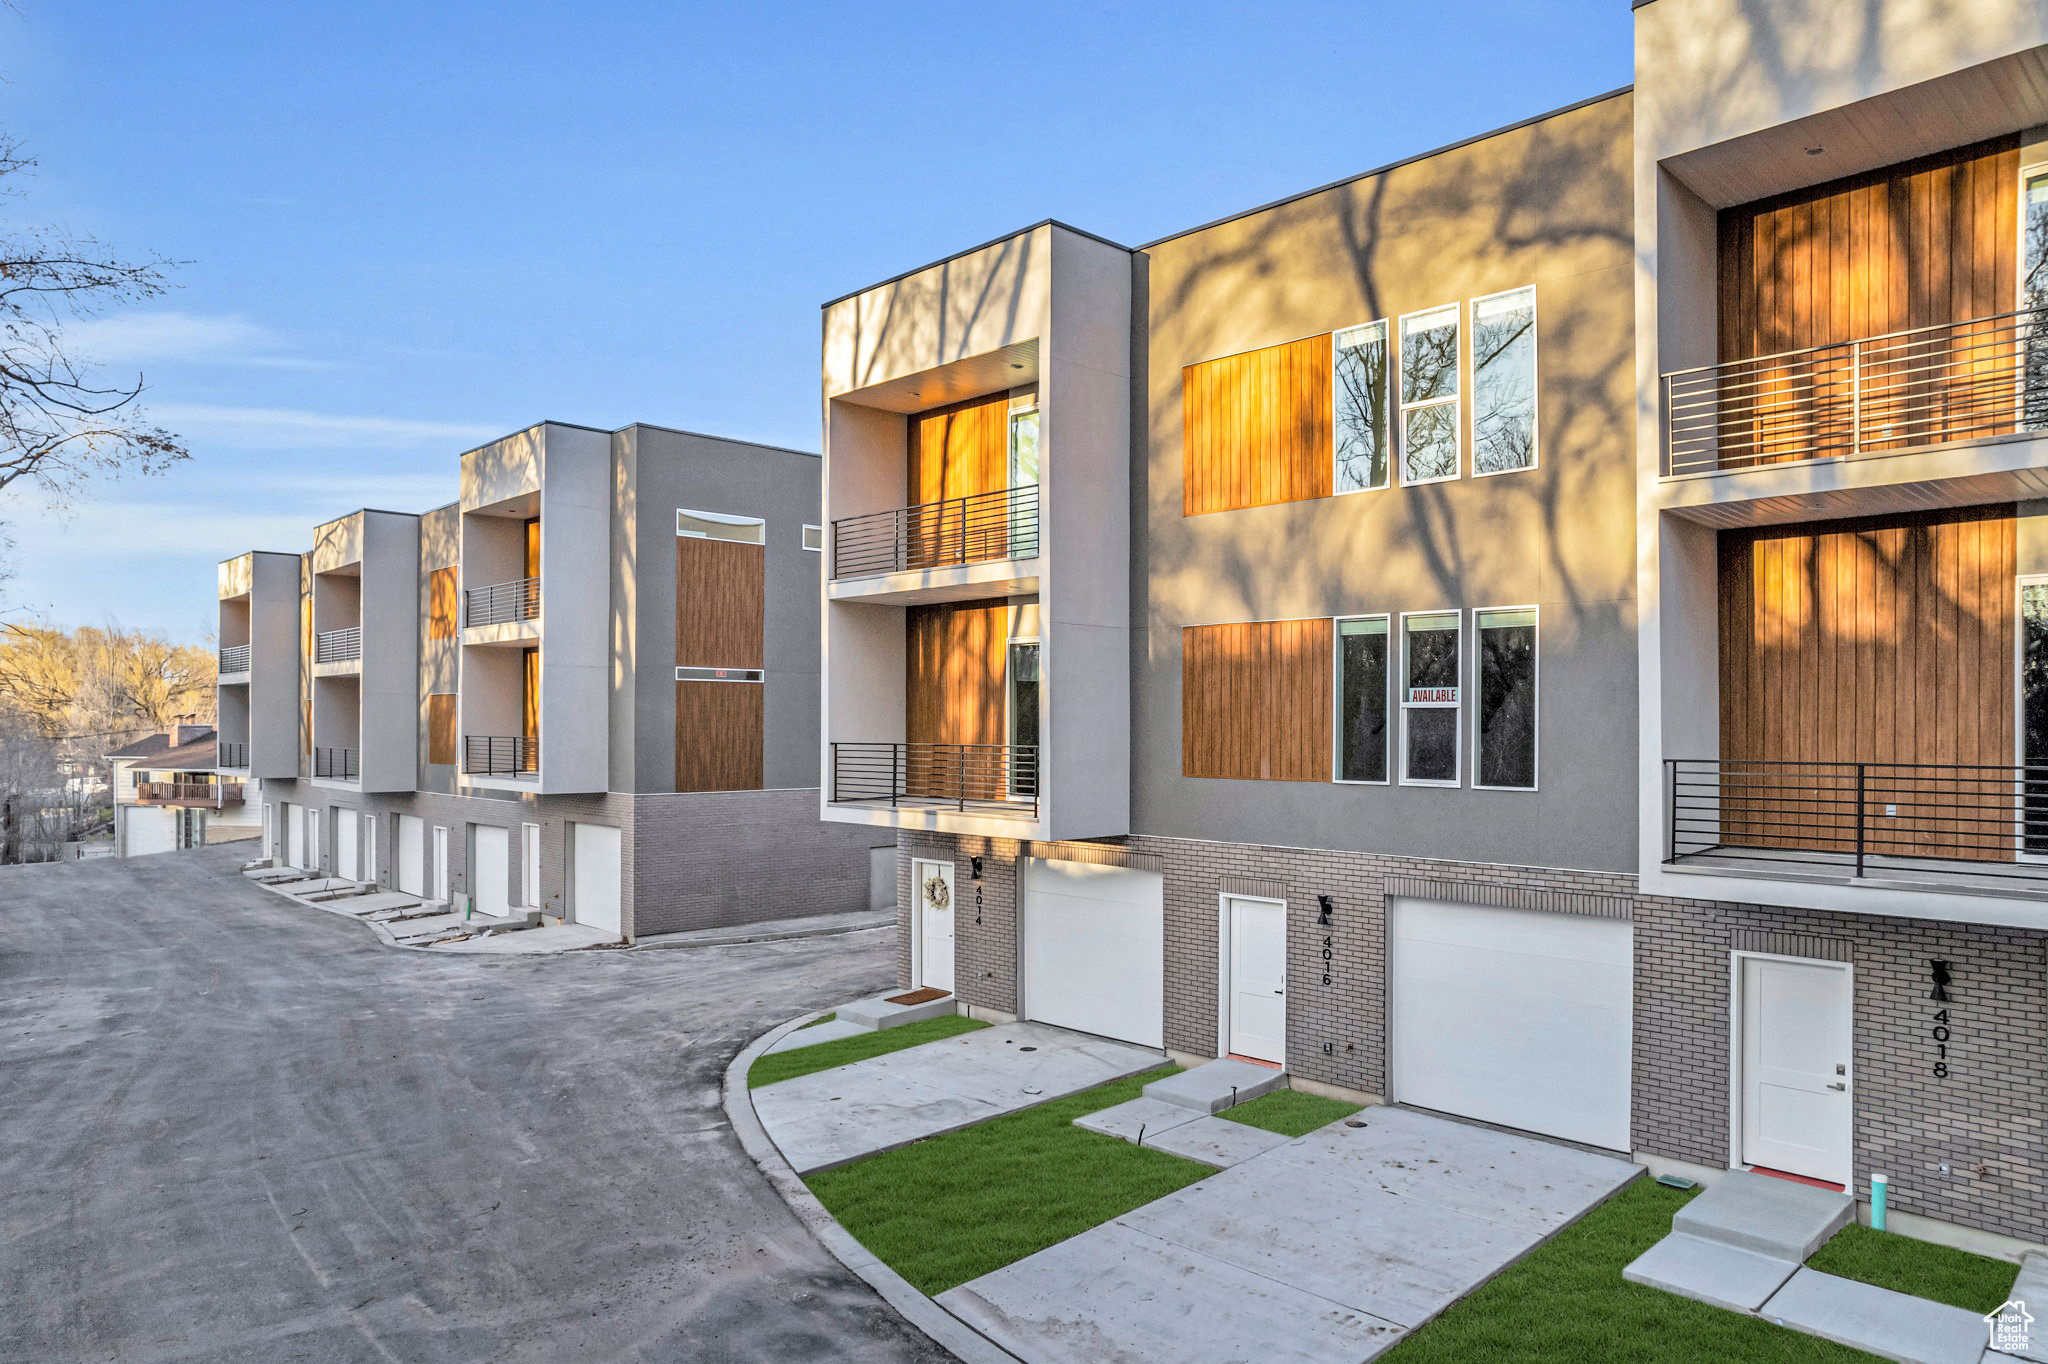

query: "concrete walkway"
xmin=635 ymin=908 xmax=894 ymax=949
xmin=938 ymin=1106 xmax=1639 ymax=1364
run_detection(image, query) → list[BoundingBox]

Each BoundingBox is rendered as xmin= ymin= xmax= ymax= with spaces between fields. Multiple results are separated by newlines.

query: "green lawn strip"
xmin=747 ymin=1015 xmax=986 ymax=1088
xmin=806 ymin=1065 xmax=1209 ymax=1295
xmin=1215 ymin=1087 xmax=1361 ymax=1137
xmin=798 ymin=1012 xmax=836 ymax=1029
xmin=1384 ymin=1179 xmax=1888 ymax=1364
xmin=1806 ymin=1224 xmax=2018 ymax=1314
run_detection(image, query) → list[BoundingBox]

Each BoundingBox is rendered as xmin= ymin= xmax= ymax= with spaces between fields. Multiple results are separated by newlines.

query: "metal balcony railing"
xmin=216 ymin=741 xmax=248 ymax=769
xmin=1667 ymin=758 xmax=2048 ymax=892
xmin=218 ymin=643 xmax=251 ymax=674
xmin=314 ymin=627 xmax=362 ymax=664
xmin=1663 ymin=306 xmax=2048 ymax=476
xmin=135 ymin=781 xmax=243 ymax=807
xmin=464 ymin=735 xmax=538 ymax=776
xmin=830 ymin=484 xmax=1040 ymax=580
xmin=313 ymin=747 xmax=360 ymax=780
xmin=465 ymin=577 xmax=541 ymax=627
xmin=830 ymin=742 xmax=1039 ymax=816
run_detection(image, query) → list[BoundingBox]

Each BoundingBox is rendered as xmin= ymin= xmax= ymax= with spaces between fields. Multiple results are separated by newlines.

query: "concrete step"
xmin=1142 ymin=1116 xmax=1295 ymax=1169
xmin=1995 ymin=1253 xmax=2048 ymax=1362
xmin=1761 ymin=1267 xmax=1988 ymax=1364
xmin=342 ymin=892 xmax=424 ymax=916
xmin=463 ymin=909 xmax=542 ymax=934
xmin=1624 ymin=1232 xmax=1799 ymax=1313
xmin=1075 ymin=1097 xmax=1203 ymax=1144
xmin=1672 ymin=1171 xmax=1853 ymax=1260
xmin=1141 ymin=1058 xmax=1287 ymax=1114
xmin=836 ymin=990 xmax=956 ymax=1031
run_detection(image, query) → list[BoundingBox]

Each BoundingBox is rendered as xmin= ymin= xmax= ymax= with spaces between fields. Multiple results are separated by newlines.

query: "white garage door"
xmin=571 ymin=823 xmax=622 ymax=936
xmin=334 ymin=812 xmax=359 ymax=882
xmin=471 ymin=824 xmax=512 ymax=918
xmin=283 ymin=803 xmax=306 ymax=869
xmin=1022 ymin=859 xmax=1163 ymax=1048
xmin=1390 ymin=899 xmax=1632 ymax=1151
xmin=396 ymin=816 xmax=425 ymax=896
xmin=124 ymin=807 xmax=178 ymax=857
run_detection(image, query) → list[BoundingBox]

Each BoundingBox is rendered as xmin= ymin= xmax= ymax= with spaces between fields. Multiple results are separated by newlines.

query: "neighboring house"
xmin=106 ymin=724 xmax=261 ymax=855
xmin=819 ymin=0 xmax=2048 ymax=1249
xmin=227 ymin=420 xmax=880 ymax=941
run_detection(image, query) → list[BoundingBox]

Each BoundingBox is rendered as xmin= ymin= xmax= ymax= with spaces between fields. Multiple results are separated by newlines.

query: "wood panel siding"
xmin=426 ymin=694 xmax=456 ymax=767
xmin=427 ymin=567 xmax=459 ymax=640
xmin=675 ymin=681 xmax=763 ymax=792
xmin=1182 ymin=620 xmax=1333 ymax=781
xmin=523 ymin=518 xmax=540 ymax=580
xmin=907 ymin=393 xmax=1011 ymax=506
xmin=675 ymin=536 xmax=765 ymax=668
xmin=905 ymin=599 xmax=1009 ymax=747
xmin=521 ymin=648 xmax=539 ymax=740
xmin=1719 ymin=506 xmax=2016 ymax=859
xmin=1183 ymin=334 xmax=1333 ymax=516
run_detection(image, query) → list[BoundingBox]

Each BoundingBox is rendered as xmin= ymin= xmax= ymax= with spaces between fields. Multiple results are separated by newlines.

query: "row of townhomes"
xmin=218 ymin=421 xmax=882 ymax=939
xmin=816 ymin=0 xmax=2048 ymax=1249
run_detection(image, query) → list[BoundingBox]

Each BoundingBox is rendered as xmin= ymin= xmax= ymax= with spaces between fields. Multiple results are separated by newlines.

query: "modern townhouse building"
xmin=106 ymin=723 xmax=260 ymax=855
xmin=823 ymin=0 xmax=2048 ymax=1251
xmin=234 ymin=420 xmax=880 ymax=942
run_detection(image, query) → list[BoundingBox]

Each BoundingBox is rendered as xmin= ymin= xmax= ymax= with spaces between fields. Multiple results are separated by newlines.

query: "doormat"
xmin=1748 ymin=1164 xmax=1845 ymax=1193
xmin=1226 ymin=1053 xmax=1283 ymax=1070
xmin=886 ymin=987 xmax=951 ymax=1006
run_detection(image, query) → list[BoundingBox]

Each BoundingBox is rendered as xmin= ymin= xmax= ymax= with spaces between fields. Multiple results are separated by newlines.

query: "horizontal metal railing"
xmin=314 ymin=626 xmax=362 ymax=664
xmin=313 ymin=747 xmax=359 ymax=780
xmin=465 ymin=576 xmax=541 ymax=627
xmin=830 ymin=742 xmax=1038 ymax=816
xmin=1664 ymin=306 xmax=2048 ymax=475
xmin=831 ymin=484 xmax=1040 ymax=580
xmin=218 ymin=643 xmax=251 ymax=674
xmin=463 ymin=734 xmax=538 ymax=777
xmin=1667 ymin=758 xmax=2048 ymax=890
xmin=135 ymin=781 xmax=243 ymax=806
xmin=216 ymin=741 xmax=248 ymax=769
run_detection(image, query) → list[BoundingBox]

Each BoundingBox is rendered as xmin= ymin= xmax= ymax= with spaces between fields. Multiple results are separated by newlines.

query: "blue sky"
xmin=1 ymin=0 xmax=1632 ymax=642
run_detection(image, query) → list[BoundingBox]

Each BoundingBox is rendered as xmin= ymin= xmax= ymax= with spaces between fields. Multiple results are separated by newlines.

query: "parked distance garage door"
xmin=1021 ymin=859 xmax=1163 ymax=1048
xmin=124 ymin=807 xmax=178 ymax=857
xmin=396 ymin=815 xmax=425 ymax=896
xmin=1390 ymin=898 xmax=1632 ymax=1150
xmin=571 ymin=823 xmax=622 ymax=936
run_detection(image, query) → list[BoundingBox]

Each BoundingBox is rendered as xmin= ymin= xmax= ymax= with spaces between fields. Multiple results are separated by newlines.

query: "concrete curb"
xmin=722 ymin=1011 xmax=1025 ymax=1364
xmin=634 ymin=912 xmax=894 ymax=951
xmin=243 ymin=876 xmax=593 ymax=956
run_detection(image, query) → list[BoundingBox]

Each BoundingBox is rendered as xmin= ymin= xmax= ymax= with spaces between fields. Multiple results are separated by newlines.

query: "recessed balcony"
xmin=828 ymin=487 xmax=1040 ymax=603
xmin=218 ymin=643 xmax=251 ymax=675
xmin=313 ymin=627 xmax=361 ymax=667
xmin=463 ymin=735 xmax=538 ymax=777
xmin=312 ymin=747 xmax=360 ymax=781
xmin=465 ymin=576 xmax=541 ymax=628
xmin=830 ymin=741 xmax=1038 ymax=818
xmin=216 ymin=741 xmax=248 ymax=770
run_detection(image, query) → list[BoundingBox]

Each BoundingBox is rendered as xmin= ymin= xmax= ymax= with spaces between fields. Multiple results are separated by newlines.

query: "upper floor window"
xmin=1471 ymin=288 xmax=1537 ymax=475
xmin=1008 ymin=406 xmax=1040 ymax=488
xmin=801 ymin=524 xmax=824 ymax=551
xmin=1398 ymin=307 xmax=1460 ymax=485
xmin=2023 ymin=170 xmax=2048 ymax=430
xmin=1474 ymin=606 xmax=1537 ymax=789
xmin=678 ymin=509 xmax=765 ymax=544
xmin=1333 ymin=322 xmax=1391 ymax=494
xmin=1334 ymin=615 xmax=1389 ymax=783
xmin=1400 ymin=610 xmax=1461 ymax=785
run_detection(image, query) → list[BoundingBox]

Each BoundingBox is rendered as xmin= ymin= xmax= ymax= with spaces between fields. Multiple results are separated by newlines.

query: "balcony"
xmin=313 ymin=627 xmax=361 ymax=665
xmin=465 ymin=576 xmax=541 ymax=627
xmin=831 ymin=742 xmax=1038 ymax=817
xmin=218 ymin=643 xmax=251 ymax=674
xmin=463 ymin=735 xmax=538 ymax=777
xmin=1663 ymin=307 xmax=2048 ymax=477
xmin=1666 ymin=758 xmax=2048 ymax=898
xmin=313 ymin=747 xmax=360 ymax=780
xmin=216 ymin=741 xmax=248 ymax=769
xmin=831 ymin=485 xmax=1040 ymax=580
xmin=135 ymin=781 xmax=243 ymax=808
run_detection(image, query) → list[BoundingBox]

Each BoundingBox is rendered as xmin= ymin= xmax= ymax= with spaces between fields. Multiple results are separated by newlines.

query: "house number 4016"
xmin=1320 ymin=935 xmax=1333 ymax=987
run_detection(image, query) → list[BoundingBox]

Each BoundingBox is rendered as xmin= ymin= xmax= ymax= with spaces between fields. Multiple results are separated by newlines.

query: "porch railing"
xmin=218 ymin=643 xmax=251 ymax=674
xmin=216 ymin=741 xmax=248 ymax=769
xmin=314 ymin=626 xmax=362 ymax=664
xmin=1666 ymin=758 xmax=2048 ymax=891
xmin=313 ymin=747 xmax=359 ymax=780
xmin=830 ymin=742 xmax=1038 ymax=816
xmin=1663 ymin=305 xmax=2048 ymax=476
xmin=464 ymin=734 xmax=538 ymax=776
xmin=830 ymin=484 xmax=1040 ymax=580
xmin=135 ymin=781 xmax=243 ymax=807
xmin=465 ymin=576 xmax=541 ymax=627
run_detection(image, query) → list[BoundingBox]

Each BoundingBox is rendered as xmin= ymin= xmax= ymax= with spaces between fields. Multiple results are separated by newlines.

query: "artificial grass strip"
xmin=806 ymin=1066 xmax=1209 ymax=1295
xmin=1384 ymin=1179 xmax=1888 ymax=1364
xmin=1806 ymin=1224 xmax=2018 ymax=1314
xmin=747 ymin=1014 xmax=986 ymax=1088
xmin=798 ymin=1012 xmax=836 ymax=1029
xmin=1216 ymin=1087 xmax=1361 ymax=1138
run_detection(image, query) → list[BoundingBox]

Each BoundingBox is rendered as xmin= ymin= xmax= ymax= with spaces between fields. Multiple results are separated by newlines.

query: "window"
xmin=1401 ymin=611 xmax=1461 ymax=785
xmin=1471 ymin=288 xmax=1536 ymax=474
xmin=674 ymin=665 xmax=763 ymax=683
xmin=676 ymin=509 xmax=765 ymax=544
xmin=2023 ymin=171 xmax=2048 ymax=430
xmin=1333 ymin=322 xmax=1391 ymax=493
xmin=801 ymin=524 xmax=823 ymax=551
xmin=1399 ymin=305 xmax=1460 ymax=484
xmin=2022 ymin=579 xmax=2048 ymax=855
xmin=1475 ymin=607 xmax=1537 ymax=789
xmin=1008 ymin=407 xmax=1041 ymax=557
xmin=1334 ymin=616 xmax=1389 ymax=783
xmin=1007 ymin=639 xmax=1039 ymax=797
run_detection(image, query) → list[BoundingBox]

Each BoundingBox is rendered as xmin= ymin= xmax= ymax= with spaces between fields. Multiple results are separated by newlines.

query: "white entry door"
xmin=283 ymin=803 xmax=305 ymax=868
xmin=396 ymin=816 xmax=425 ymax=896
xmin=334 ymin=812 xmax=358 ymax=882
xmin=305 ymin=815 xmax=320 ymax=874
xmin=521 ymin=823 xmax=542 ymax=909
xmin=1021 ymin=859 xmax=1164 ymax=1048
xmin=432 ymin=826 xmax=450 ymax=902
xmin=911 ymin=859 xmax=956 ymax=993
xmin=471 ymin=824 xmax=511 ymax=918
xmin=1739 ymin=956 xmax=1853 ymax=1186
xmin=1226 ymin=896 xmax=1287 ymax=1065
xmin=363 ymin=815 xmax=379 ymax=886
xmin=571 ymin=822 xmax=623 ymax=935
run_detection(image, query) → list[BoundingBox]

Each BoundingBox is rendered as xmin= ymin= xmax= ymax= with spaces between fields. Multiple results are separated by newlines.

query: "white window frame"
xmin=2018 ymin=165 xmax=2048 ymax=433
xmin=1005 ymin=636 xmax=1040 ymax=800
xmin=1332 ymin=321 xmax=1393 ymax=496
xmin=2016 ymin=575 xmax=2048 ymax=863
xmin=1469 ymin=286 xmax=1539 ymax=479
xmin=801 ymin=524 xmax=823 ymax=551
xmin=1007 ymin=404 xmax=1041 ymax=488
xmin=675 ymin=666 xmax=763 ymax=683
xmin=1331 ymin=614 xmax=1391 ymax=785
xmin=1397 ymin=304 xmax=1463 ymax=487
xmin=676 ymin=508 xmax=766 ymax=543
xmin=522 ymin=822 xmax=542 ymax=909
xmin=1472 ymin=604 xmax=1540 ymax=792
xmin=1399 ymin=609 xmax=1463 ymax=788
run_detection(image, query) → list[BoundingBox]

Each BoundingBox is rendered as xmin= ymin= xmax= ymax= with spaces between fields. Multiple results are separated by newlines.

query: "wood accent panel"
xmin=907 ymin=393 xmax=1010 ymax=506
xmin=675 ymin=681 xmax=763 ymax=792
xmin=1181 ymin=620 xmax=1333 ymax=781
xmin=521 ymin=647 xmax=539 ymax=739
xmin=426 ymin=694 xmax=457 ymax=767
xmin=1182 ymin=334 xmax=1333 ymax=516
xmin=1719 ymin=506 xmax=2016 ymax=859
xmin=676 ymin=536 xmax=765 ymax=669
xmin=427 ymin=567 xmax=459 ymax=640
xmin=905 ymin=599 xmax=1009 ymax=748
xmin=523 ymin=518 xmax=540 ymax=580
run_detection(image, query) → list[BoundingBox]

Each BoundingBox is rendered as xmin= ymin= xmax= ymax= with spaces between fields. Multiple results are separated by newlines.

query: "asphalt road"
xmin=0 ymin=844 xmax=950 ymax=1364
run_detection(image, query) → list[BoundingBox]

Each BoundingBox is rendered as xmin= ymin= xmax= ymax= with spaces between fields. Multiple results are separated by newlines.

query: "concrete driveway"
xmin=939 ymin=1105 xmax=1640 ymax=1364
xmin=0 ymin=844 xmax=952 ymax=1364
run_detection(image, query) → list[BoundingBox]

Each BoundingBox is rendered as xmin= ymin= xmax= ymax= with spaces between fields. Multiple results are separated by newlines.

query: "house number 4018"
xmin=1928 ymin=959 xmax=1954 ymax=1080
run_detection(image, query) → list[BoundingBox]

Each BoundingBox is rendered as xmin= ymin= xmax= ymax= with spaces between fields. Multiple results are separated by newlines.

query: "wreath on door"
xmin=921 ymin=871 xmax=951 ymax=913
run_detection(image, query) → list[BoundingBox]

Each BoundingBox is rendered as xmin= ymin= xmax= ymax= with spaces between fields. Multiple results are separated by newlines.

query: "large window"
xmin=2023 ymin=171 xmax=2048 ymax=431
xmin=1007 ymin=639 xmax=1040 ymax=797
xmin=1398 ymin=306 xmax=1460 ymax=484
xmin=2022 ymin=579 xmax=2048 ymax=855
xmin=1475 ymin=607 xmax=1537 ymax=790
xmin=1334 ymin=616 xmax=1389 ymax=783
xmin=1400 ymin=611 xmax=1461 ymax=785
xmin=1333 ymin=322 xmax=1391 ymax=493
xmin=677 ymin=508 xmax=765 ymax=544
xmin=1471 ymin=287 xmax=1537 ymax=475
xmin=1008 ymin=407 xmax=1041 ymax=557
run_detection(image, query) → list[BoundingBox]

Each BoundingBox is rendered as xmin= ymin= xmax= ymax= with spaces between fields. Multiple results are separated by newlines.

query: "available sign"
xmin=1406 ymin=687 xmax=1460 ymax=705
